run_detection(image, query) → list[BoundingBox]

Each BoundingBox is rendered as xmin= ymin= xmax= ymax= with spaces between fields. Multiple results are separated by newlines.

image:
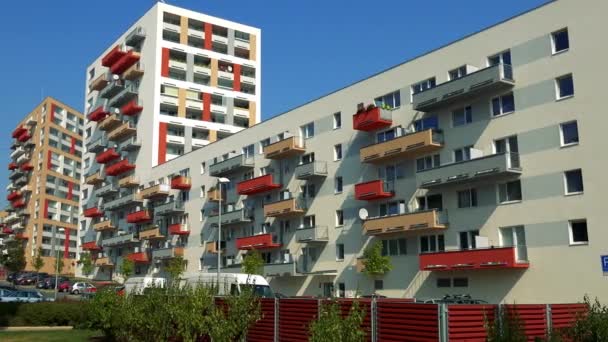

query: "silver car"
xmin=0 ymin=290 xmax=49 ymax=303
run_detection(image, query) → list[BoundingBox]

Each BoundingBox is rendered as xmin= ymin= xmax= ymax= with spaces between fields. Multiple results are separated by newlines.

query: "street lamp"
xmin=216 ymin=177 xmax=230 ymax=286
xmin=53 ymin=227 xmax=65 ymax=301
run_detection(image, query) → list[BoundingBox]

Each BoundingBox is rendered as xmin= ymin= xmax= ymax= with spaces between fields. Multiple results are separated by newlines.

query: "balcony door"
xmin=500 ymin=226 xmax=527 ymax=262
xmin=494 ymin=135 xmax=519 ymax=168
xmin=302 ymin=247 xmax=318 ymax=273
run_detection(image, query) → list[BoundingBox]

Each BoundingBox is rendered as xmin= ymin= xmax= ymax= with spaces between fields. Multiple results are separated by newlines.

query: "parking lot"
xmin=0 ymin=280 xmax=83 ymax=301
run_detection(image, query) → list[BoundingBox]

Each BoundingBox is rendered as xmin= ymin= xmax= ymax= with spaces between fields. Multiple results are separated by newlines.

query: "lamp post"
xmin=215 ymin=177 xmax=230 ymax=286
xmin=53 ymin=227 xmax=65 ymax=301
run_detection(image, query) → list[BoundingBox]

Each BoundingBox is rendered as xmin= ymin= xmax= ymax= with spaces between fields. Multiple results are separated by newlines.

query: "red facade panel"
xmin=204 ymin=23 xmax=213 ymax=50
xmin=202 ymin=93 xmax=211 ymax=121
xmin=161 ymin=48 xmax=170 ymax=77
xmin=233 ymin=64 xmax=241 ymax=92
xmin=158 ymin=122 xmax=167 ymax=165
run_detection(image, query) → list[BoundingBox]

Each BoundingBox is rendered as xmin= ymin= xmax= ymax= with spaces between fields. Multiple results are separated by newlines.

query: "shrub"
xmin=309 ymin=300 xmax=366 ymax=342
xmin=0 ymin=301 xmax=90 ymax=327
xmin=565 ymin=295 xmax=608 ymax=341
xmin=485 ymin=306 xmax=526 ymax=342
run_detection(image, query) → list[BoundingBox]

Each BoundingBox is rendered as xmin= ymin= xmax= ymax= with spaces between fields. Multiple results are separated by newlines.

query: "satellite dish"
xmin=358 ymin=208 xmax=368 ymax=220
xmin=112 ymin=74 xmax=120 ymax=80
xmin=227 ymin=66 xmax=233 ymax=72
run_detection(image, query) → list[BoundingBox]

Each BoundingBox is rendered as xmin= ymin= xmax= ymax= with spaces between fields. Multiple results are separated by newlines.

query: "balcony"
xmin=96 ymin=148 xmax=120 ymax=164
xmin=102 ymin=233 xmax=138 ymax=247
xmin=419 ymin=246 xmax=529 ymax=271
xmin=207 ymin=187 xmax=223 ymax=202
xmin=237 ymin=174 xmax=282 ymax=196
xmin=236 ymin=233 xmax=281 ymax=250
xmin=15 ymin=176 xmax=28 ymax=186
xmin=352 ymin=106 xmax=392 ymax=131
xmin=139 ymin=226 xmax=165 ymax=240
xmin=2 ymin=227 xmax=13 ymax=235
xmin=170 ymin=176 xmax=191 ymax=190
xmin=263 ymin=136 xmax=306 ymax=159
xmin=208 ymin=208 xmax=252 ymax=227
xmin=82 ymin=241 xmax=102 ymax=251
xmin=104 ymin=193 xmax=143 ymax=211
xmin=87 ymin=137 xmax=108 ymax=153
xmin=87 ymin=106 xmax=109 ymax=122
xmin=121 ymin=99 xmax=143 ymax=116
xmin=263 ymin=196 xmax=306 ymax=218
xmin=168 ymin=223 xmax=189 ymax=235
xmin=354 ymin=180 xmax=395 ymax=201
xmin=110 ymin=50 xmax=141 ymax=75
xmin=85 ymin=171 xmax=104 ymax=185
xmin=126 ymin=251 xmax=150 ymax=264
xmin=123 ymin=62 xmax=144 ymax=81
xmin=12 ymin=126 xmax=26 ymax=138
xmin=11 ymin=199 xmax=26 ymax=209
xmin=94 ymin=257 xmax=114 ymax=267
xmin=20 ymin=163 xmax=33 ymax=172
xmin=155 ymin=199 xmax=185 ymax=216
xmin=98 ymin=114 xmax=122 ymax=131
xmin=125 ymin=27 xmax=146 ymax=46
xmin=264 ymin=262 xmax=298 ymax=277
xmin=93 ymin=220 xmax=116 ymax=232
xmin=295 ymin=226 xmax=329 ymax=243
xmin=109 ymin=84 xmax=139 ymax=108
xmin=99 ymin=79 xmax=124 ymax=99
xmin=362 ymin=209 xmax=447 ymax=236
xmin=101 ymin=45 xmax=127 ymax=67
xmin=105 ymin=159 xmax=135 ymax=176
xmin=17 ymin=132 xmax=31 ymax=142
xmin=418 ymin=152 xmax=522 ymax=189
xmin=412 ymin=63 xmax=515 ymax=112
xmin=96 ymin=183 xmax=118 ymax=197
xmin=152 ymin=246 xmax=184 ymax=259
xmin=117 ymin=136 xmax=141 ymax=152
xmin=7 ymin=191 xmax=21 ymax=201
xmin=295 ymin=161 xmax=327 ymax=180
xmin=118 ymin=176 xmax=139 ymax=188
xmin=89 ymin=73 xmax=109 ymax=92
xmin=84 ymin=206 xmax=104 ymax=218
xmin=107 ymin=122 xmax=136 ymax=142
xmin=360 ymin=129 xmax=443 ymax=164
xmin=8 ymin=162 xmax=17 ymax=170
xmin=127 ymin=210 xmax=152 ymax=223
xmin=140 ymin=184 xmax=171 ymax=199
xmin=209 ymin=154 xmax=254 ymax=177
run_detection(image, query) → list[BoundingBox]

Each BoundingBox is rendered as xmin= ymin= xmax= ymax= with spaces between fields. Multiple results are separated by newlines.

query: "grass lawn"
xmin=0 ymin=329 xmax=102 ymax=342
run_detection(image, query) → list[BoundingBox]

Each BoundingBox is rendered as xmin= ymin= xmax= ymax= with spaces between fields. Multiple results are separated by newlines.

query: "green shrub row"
xmin=0 ymin=300 xmax=89 ymax=327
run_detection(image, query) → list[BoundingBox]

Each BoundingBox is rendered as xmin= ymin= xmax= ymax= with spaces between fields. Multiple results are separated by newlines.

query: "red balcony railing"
xmin=127 ymin=210 xmax=151 ymax=223
xmin=96 ymin=148 xmax=120 ymax=164
xmin=84 ymin=207 xmax=104 ymax=218
xmin=17 ymin=132 xmax=31 ymax=142
xmin=126 ymin=251 xmax=150 ymax=264
xmin=168 ymin=223 xmax=190 ymax=235
xmin=419 ymin=246 xmax=530 ymax=271
xmin=121 ymin=100 xmax=143 ymax=116
xmin=236 ymin=174 xmax=282 ymax=195
xmin=8 ymin=162 xmax=18 ymax=170
xmin=354 ymin=180 xmax=395 ymax=201
xmin=11 ymin=199 xmax=26 ymax=208
xmin=170 ymin=176 xmax=191 ymax=190
xmin=236 ymin=233 xmax=281 ymax=250
xmin=15 ymin=232 xmax=28 ymax=240
xmin=82 ymin=241 xmax=102 ymax=251
xmin=2 ymin=227 xmax=14 ymax=234
xmin=12 ymin=126 xmax=26 ymax=138
xmin=101 ymin=45 xmax=127 ymax=67
xmin=20 ymin=163 xmax=33 ymax=171
xmin=7 ymin=191 xmax=21 ymax=201
xmin=352 ymin=106 xmax=392 ymax=132
xmin=105 ymin=159 xmax=136 ymax=176
xmin=87 ymin=106 xmax=109 ymax=122
xmin=110 ymin=50 xmax=141 ymax=74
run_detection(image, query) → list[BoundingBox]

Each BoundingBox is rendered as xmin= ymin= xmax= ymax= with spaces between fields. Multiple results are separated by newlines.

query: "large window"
xmin=454 ymin=146 xmax=473 ymax=163
xmin=412 ymin=77 xmax=436 ymax=94
xmin=551 ymin=28 xmax=569 ymax=54
xmin=300 ymin=122 xmax=315 ymax=139
xmin=457 ymin=189 xmax=478 ymax=208
xmin=556 ymin=74 xmax=574 ymax=99
xmin=420 ymin=234 xmax=445 ymax=253
xmin=564 ymin=169 xmax=584 ymax=194
xmin=452 ymin=106 xmax=472 ymax=127
xmin=413 ymin=116 xmax=439 ymax=131
xmin=459 ymin=230 xmax=480 ymax=250
xmin=500 ymin=226 xmax=527 ymax=261
xmin=491 ymin=93 xmax=515 ymax=116
xmin=560 ymin=121 xmax=579 ymax=146
xmin=416 ymin=154 xmax=440 ymax=172
xmin=381 ymin=238 xmax=407 ymax=256
xmin=374 ymin=90 xmax=401 ymax=109
xmin=569 ymin=219 xmax=588 ymax=245
xmin=242 ymin=144 xmax=254 ymax=158
xmin=448 ymin=65 xmax=467 ymax=80
xmin=498 ymin=180 xmax=522 ymax=203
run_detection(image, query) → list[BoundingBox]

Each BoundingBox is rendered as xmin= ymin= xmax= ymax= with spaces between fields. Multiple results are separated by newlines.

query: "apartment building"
xmin=4 ymin=98 xmax=84 ymax=275
xmin=80 ymin=0 xmax=605 ymax=303
xmin=79 ymin=3 xmax=260 ymax=278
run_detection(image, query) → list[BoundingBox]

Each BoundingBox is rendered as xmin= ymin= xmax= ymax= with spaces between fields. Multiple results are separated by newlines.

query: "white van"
xmin=124 ymin=276 xmax=166 ymax=295
xmin=182 ymin=273 xmax=274 ymax=297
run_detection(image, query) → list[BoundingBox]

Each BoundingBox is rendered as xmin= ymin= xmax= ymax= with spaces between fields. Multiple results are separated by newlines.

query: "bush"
xmin=485 ymin=306 xmax=526 ymax=342
xmin=0 ymin=301 xmax=90 ymax=327
xmin=565 ymin=295 xmax=608 ymax=341
xmin=309 ymin=300 xmax=366 ymax=342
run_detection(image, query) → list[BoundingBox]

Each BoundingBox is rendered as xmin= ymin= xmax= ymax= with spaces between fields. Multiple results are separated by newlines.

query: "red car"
xmin=58 ymin=281 xmax=72 ymax=292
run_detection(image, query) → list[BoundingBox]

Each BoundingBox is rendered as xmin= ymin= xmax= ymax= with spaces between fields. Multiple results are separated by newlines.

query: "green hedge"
xmin=0 ymin=301 xmax=90 ymax=327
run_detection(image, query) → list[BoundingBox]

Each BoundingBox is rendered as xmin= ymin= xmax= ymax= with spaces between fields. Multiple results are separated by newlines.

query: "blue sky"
xmin=0 ymin=0 xmax=548 ymax=200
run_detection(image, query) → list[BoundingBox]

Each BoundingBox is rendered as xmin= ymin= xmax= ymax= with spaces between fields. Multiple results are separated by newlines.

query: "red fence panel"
xmin=550 ymin=303 xmax=587 ymax=330
xmin=278 ymin=298 xmax=318 ymax=342
xmin=505 ymin=304 xmax=547 ymax=341
xmin=377 ymin=300 xmax=438 ymax=342
xmin=448 ymin=304 xmax=497 ymax=342
xmin=336 ymin=299 xmax=373 ymax=342
xmin=248 ymin=298 xmax=276 ymax=342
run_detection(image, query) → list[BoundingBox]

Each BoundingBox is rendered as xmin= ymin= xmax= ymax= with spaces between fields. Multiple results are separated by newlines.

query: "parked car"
xmin=0 ymin=290 xmax=49 ymax=303
xmin=0 ymin=284 xmax=16 ymax=291
xmin=71 ymin=282 xmax=96 ymax=295
xmin=7 ymin=271 xmax=24 ymax=282
xmin=416 ymin=294 xmax=488 ymax=304
xmin=13 ymin=272 xmax=35 ymax=285
xmin=37 ymin=276 xmax=70 ymax=289
xmin=58 ymin=281 xmax=72 ymax=292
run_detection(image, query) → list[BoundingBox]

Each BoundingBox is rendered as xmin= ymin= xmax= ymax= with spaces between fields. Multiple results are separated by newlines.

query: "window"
xmin=381 ymin=238 xmax=407 ymax=256
xmin=491 ymin=93 xmax=515 ymax=116
xmin=301 ymin=153 xmax=315 ymax=164
xmin=200 ymin=162 xmax=206 ymax=174
xmin=452 ymin=106 xmax=472 ymax=126
xmin=242 ymin=144 xmax=254 ymax=158
xmin=498 ymin=180 xmax=522 ymax=203
xmin=437 ymin=278 xmax=451 ymax=288
xmin=552 ymin=28 xmax=569 ymax=54
xmin=560 ymin=121 xmax=579 ymax=146
xmin=337 ymin=283 xmax=345 ymax=298
xmin=334 ymin=144 xmax=342 ymax=161
xmin=453 ymin=278 xmax=469 ymax=287
xmin=459 ymin=230 xmax=480 ymax=250
xmin=300 ymin=122 xmax=315 ymax=139
xmin=499 ymin=226 xmax=527 ymax=263
xmin=374 ymin=280 xmax=384 ymax=290
xmin=454 ymin=146 xmax=473 ymax=162
xmin=333 ymin=112 xmax=342 ymax=129
xmin=416 ymin=154 xmax=440 ymax=172
xmin=556 ymin=74 xmax=574 ymax=99
xmin=488 ymin=50 xmax=511 ymax=67
xmin=417 ymin=194 xmax=443 ymax=211
xmin=334 ymin=176 xmax=343 ymax=193
xmin=413 ymin=116 xmax=439 ymax=131
xmin=335 ymin=210 xmax=344 ymax=227
xmin=564 ymin=169 xmax=584 ymax=194
xmin=448 ymin=65 xmax=467 ymax=80
xmin=457 ymin=189 xmax=478 ymax=208
xmin=336 ymin=244 xmax=345 ymax=261
xmin=88 ymin=68 xmax=95 ymax=80
xmin=420 ymin=234 xmax=445 ymax=253
xmin=259 ymin=138 xmax=270 ymax=153
xmin=300 ymin=183 xmax=316 ymax=199
xmin=200 ymin=186 xmax=206 ymax=198
xmin=569 ymin=220 xmax=588 ymax=245
xmin=412 ymin=78 xmax=436 ymax=94
xmin=376 ymin=128 xmax=396 ymax=143
xmin=302 ymin=215 xmax=316 ymax=228
xmin=374 ymin=90 xmax=401 ymax=109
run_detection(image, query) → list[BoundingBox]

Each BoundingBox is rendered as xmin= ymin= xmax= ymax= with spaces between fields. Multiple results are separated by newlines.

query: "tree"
xmin=361 ymin=242 xmax=392 ymax=278
xmin=55 ymin=253 xmax=64 ymax=275
xmin=32 ymin=247 xmax=45 ymax=281
xmin=0 ymin=240 xmax=26 ymax=273
xmin=79 ymin=252 xmax=94 ymax=277
xmin=309 ymin=300 xmax=366 ymax=342
xmin=166 ymin=256 xmax=187 ymax=285
xmin=120 ymin=258 xmax=134 ymax=283
xmin=241 ymin=250 xmax=264 ymax=275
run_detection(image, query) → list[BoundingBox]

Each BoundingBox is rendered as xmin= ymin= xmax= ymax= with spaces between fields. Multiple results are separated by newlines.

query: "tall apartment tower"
xmin=4 ymin=98 xmax=84 ymax=275
xmin=79 ymin=3 xmax=260 ymax=278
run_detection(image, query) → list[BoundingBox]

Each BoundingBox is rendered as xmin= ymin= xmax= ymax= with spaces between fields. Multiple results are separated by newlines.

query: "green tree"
xmin=55 ymin=253 xmax=64 ymax=275
xmin=566 ymin=295 xmax=608 ymax=341
xmin=361 ymin=242 xmax=392 ymax=277
xmin=309 ymin=300 xmax=366 ymax=342
xmin=120 ymin=258 xmax=134 ymax=282
xmin=166 ymin=256 xmax=187 ymax=285
xmin=241 ymin=250 xmax=264 ymax=275
xmin=32 ymin=247 xmax=45 ymax=275
xmin=79 ymin=252 xmax=94 ymax=277
xmin=0 ymin=240 xmax=26 ymax=273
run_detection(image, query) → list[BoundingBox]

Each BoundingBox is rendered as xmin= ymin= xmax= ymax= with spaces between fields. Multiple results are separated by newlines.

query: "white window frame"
xmin=333 ymin=112 xmax=342 ymax=129
xmin=555 ymin=74 xmax=574 ymax=100
xmin=335 ymin=243 xmax=345 ymax=261
xmin=335 ymin=210 xmax=344 ymax=227
xmin=551 ymin=28 xmax=569 ymax=55
xmin=453 ymin=146 xmax=473 ymax=163
xmin=564 ymin=169 xmax=584 ymax=195
xmin=300 ymin=122 xmax=315 ymax=139
xmin=452 ymin=106 xmax=473 ymax=127
xmin=448 ymin=65 xmax=467 ymax=80
xmin=334 ymin=176 xmax=343 ymax=194
xmin=559 ymin=121 xmax=579 ymax=147
xmin=333 ymin=144 xmax=343 ymax=161
xmin=497 ymin=180 xmax=522 ymax=204
xmin=490 ymin=93 xmax=515 ymax=117
xmin=568 ymin=219 xmax=589 ymax=246
xmin=419 ymin=234 xmax=445 ymax=253
xmin=457 ymin=188 xmax=478 ymax=208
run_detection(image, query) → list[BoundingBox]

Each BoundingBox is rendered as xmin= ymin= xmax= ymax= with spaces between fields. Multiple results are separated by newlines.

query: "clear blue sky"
xmin=0 ymin=0 xmax=548 ymax=201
